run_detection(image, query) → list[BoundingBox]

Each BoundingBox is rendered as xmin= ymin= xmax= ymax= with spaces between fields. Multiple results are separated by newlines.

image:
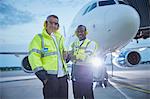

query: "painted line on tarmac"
xmin=109 ymin=79 xmax=132 ymax=99
xmin=116 ymin=83 xmax=150 ymax=94
xmin=110 ymin=78 xmax=150 ymax=94
xmin=0 ymin=77 xmax=37 ymax=83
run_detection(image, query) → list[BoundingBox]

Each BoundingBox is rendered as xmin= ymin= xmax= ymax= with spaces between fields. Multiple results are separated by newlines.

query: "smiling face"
xmin=76 ymin=25 xmax=87 ymax=41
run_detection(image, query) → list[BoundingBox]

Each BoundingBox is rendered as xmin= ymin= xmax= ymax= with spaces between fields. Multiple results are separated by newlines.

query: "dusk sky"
xmin=0 ymin=0 xmax=90 ymax=51
xmin=0 ymin=0 xmax=149 ymax=66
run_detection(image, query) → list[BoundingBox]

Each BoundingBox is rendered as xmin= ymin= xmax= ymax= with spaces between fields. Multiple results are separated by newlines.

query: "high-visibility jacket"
xmin=71 ymin=38 xmax=97 ymax=64
xmin=71 ymin=38 xmax=98 ymax=82
xmin=28 ymin=29 xmax=67 ymax=74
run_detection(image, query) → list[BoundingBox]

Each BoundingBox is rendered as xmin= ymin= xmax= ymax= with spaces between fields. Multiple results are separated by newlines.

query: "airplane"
xmin=0 ymin=0 xmax=147 ymax=73
xmin=65 ymin=0 xmax=140 ymax=65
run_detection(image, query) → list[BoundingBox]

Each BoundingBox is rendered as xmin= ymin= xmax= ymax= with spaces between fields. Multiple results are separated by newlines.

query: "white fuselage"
xmin=67 ymin=0 xmax=140 ymax=54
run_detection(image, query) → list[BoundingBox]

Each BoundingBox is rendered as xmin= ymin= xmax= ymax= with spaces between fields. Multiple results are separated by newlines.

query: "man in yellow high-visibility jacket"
xmin=28 ymin=15 xmax=68 ymax=99
xmin=70 ymin=25 xmax=98 ymax=99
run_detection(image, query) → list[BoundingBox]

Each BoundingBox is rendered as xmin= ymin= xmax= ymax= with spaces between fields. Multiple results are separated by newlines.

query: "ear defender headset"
xmin=44 ymin=21 xmax=47 ymax=29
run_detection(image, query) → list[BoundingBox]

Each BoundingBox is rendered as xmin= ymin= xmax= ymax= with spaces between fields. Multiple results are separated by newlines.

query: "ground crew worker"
xmin=70 ymin=25 xmax=98 ymax=99
xmin=28 ymin=15 xmax=68 ymax=99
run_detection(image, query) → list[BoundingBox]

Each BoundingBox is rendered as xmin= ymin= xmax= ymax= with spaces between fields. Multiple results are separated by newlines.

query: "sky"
xmin=0 ymin=0 xmax=149 ymax=67
xmin=0 ymin=0 xmax=90 ymax=52
xmin=0 ymin=0 xmax=91 ymax=66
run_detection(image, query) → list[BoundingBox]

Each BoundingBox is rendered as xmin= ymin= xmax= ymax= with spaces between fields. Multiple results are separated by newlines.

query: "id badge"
xmin=43 ymin=48 xmax=48 ymax=52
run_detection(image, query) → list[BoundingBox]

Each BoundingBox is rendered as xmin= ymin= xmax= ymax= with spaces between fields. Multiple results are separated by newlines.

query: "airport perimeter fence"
xmin=0 ymin=67 xmax=22 ymax=71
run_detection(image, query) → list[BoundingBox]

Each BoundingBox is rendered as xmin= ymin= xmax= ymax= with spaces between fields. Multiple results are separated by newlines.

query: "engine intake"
xmin=115 ymin=50 xmax=141 ymax=67
xmin=22 ymin=56 xmax=33 ymax=73
xmin=126 ymin=51 xmax=141 ymax=66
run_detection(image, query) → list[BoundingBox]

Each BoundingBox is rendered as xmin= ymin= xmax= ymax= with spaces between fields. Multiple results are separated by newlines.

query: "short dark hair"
xmin=77 ymin=25 xmax=86 ymax=31
xmin=46 ymin=15 xmax=59 ymax=21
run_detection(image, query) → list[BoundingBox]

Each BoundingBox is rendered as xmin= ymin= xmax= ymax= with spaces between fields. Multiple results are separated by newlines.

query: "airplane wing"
xmin=0 ymin=52 xmax=28 ymax=55
xmin=0 ymin=52 xmax=28 ymax=57
xmin=0 ymin=52 xmax=31 ymax=73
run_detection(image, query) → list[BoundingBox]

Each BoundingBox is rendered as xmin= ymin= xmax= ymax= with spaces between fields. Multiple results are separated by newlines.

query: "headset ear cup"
xmin=56 ymin=23 xmax=59 ymax=30
xmin=57 ymin=23 xmax=59 ymax=28
xmin=44 ymin=21 xmax=47 ymax=29
xmin=85 ymin=31 xmax=88 ymax=35
xmin=75 ymin=31 xmax=77 ymax=36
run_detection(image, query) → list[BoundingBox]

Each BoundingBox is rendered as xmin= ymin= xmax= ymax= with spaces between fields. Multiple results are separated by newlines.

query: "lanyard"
xmin=76 ymin=40 xmax=85 ymax=54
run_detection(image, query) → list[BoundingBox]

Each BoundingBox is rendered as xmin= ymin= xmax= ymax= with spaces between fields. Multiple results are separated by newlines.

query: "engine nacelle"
xmin=22 ymin=56 xmax=33 ymax=73
xmin=114 ymin=50 xmax=141 ymax=67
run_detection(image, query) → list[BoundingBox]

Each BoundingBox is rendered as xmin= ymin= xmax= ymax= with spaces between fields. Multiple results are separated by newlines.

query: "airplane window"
xmin=99 ymin=0 xmax=116 ymax=6
xmin=87 ymin=2 xmax=97 ymax=13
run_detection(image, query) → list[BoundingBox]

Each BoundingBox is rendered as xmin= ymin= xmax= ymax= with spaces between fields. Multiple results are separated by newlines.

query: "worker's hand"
xmin=66 ymin=51 xmax=75 ymax=62
xmin=35 ymin=70 xmax=48 ymax=84
xmin=63 ymin=51 xmax=72 ymax=63
xmin=70 ymin=55 xmax=76 ymax=61
xmin=63 ymin=51 xmax=68 ymax=60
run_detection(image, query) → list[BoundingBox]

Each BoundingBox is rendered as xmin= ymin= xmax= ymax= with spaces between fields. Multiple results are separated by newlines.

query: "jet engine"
xmin=114 ymin=50 xmax=141 ymax=67
xmin=22 ymin=56 xmax=33 ymax=73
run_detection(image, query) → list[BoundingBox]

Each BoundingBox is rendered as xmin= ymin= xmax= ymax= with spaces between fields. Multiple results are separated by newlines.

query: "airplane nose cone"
xmin=104 ymin=4 xmax=140 ymax=49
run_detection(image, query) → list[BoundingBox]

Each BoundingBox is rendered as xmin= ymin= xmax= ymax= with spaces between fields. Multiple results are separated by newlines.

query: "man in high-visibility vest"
xmin=28 ymin=15 xmax=68 ymax=99
xmin=70 ymin=25 xmax=98 ymax=99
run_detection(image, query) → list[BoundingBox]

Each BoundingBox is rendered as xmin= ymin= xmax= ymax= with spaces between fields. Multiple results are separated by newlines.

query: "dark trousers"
xmin=72 ymin=81 xmax=94 ymax=99
xmin=43 ymin=75 xmax=68 ymax=99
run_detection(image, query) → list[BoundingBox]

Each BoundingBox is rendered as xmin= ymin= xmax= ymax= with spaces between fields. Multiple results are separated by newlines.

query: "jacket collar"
xmin=42 ymin=28 xmax=61 ymax=39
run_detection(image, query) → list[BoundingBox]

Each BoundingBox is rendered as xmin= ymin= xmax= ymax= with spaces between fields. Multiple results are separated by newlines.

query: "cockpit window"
xmin=118 ymin=0 xmax=127 ymax=4
xmin=88 ymin=2 xmax=97 ymax=13
xmin=99 ymin=0 xmax=116 ymax=6
xmin=83 ymin=6 xmax=90 ymax=15
xmin=82 ymin=2 xmax=97 ymax=16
